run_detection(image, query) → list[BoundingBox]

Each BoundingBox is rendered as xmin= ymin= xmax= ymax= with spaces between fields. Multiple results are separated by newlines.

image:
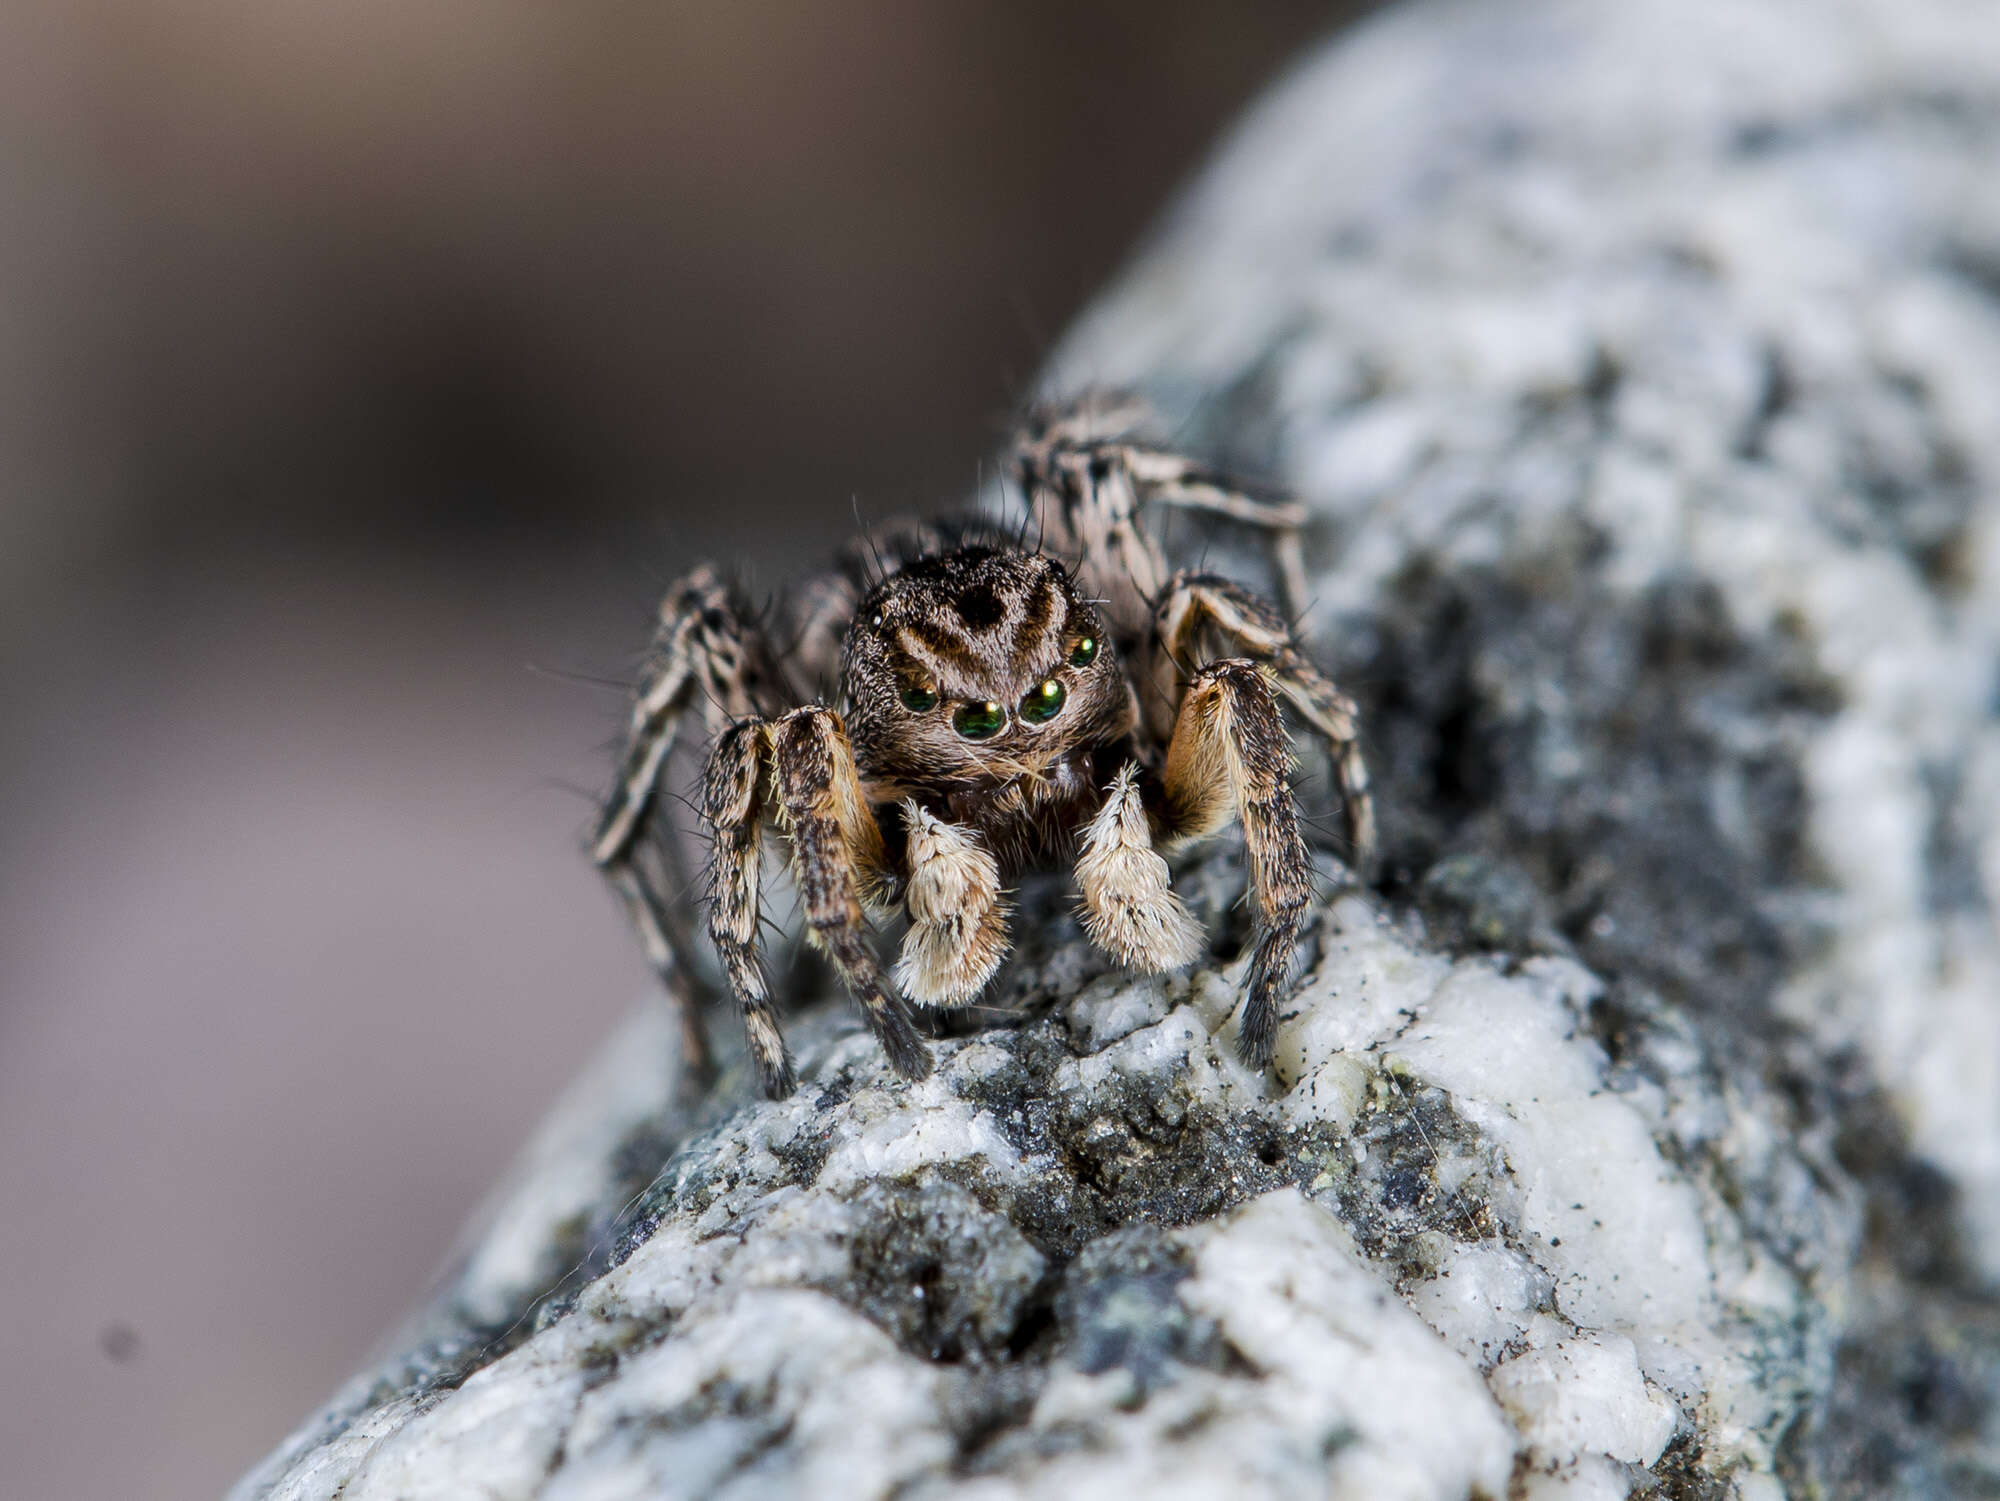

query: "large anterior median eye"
xmin=952 ymin=700 xmax=1006 ymax=739
xmin=1018 ymin=678 xmax=1066 ymax=725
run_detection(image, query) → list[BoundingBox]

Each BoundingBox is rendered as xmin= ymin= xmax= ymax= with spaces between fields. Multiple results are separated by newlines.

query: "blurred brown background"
xmin=0 ymin=3 xmax=1372 ymax=1497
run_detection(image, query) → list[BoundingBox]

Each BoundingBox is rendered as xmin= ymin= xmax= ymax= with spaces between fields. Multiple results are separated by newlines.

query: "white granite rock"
xmin=234 ymin=0 xmax=2000 ymax=1496
xmin=231 ymin=897 xmax=1869 ymax=1498
xmin=1053 ymin=0 xmax=2000 ymax=1290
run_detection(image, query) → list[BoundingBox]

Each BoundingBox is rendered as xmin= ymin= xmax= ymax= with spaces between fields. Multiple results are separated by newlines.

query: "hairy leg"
xmin=604 ymin=861 xmax=713 ymax=1079
xmin=1015 ymin=396 xmax=1313 ymax=638
xmin=594 ymin=568 xmax=776 ymax=1078
xmin=1112 ymin=446 xmax=1310 ymax=615
xmin=770 ymin=708 xmax=933 ymax=1083
xmin=778 ymin=567 xmax=865 ymax=705
xmin=699 ymin=718 xmax=795 ymax=1098
xmin=783 ymin=517 xmax=995 ymax=695
xmin=1157 ymin=659 xmax=1314 ymax=1071
xmin=1156 ymin=571 xmax=1375 ymax=876
xmin=1074 ymin=763 xmax=1203 ymax=973
xmin=894 ymin=802 xmax=1010 ymax=1007
xmin=1015 ymin=431 xmax=1166 ymax=647
xmin=592 ymin=567 xmax=769 ymax=865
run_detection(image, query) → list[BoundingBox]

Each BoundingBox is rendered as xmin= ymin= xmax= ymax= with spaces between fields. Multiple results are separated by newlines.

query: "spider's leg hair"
xmin=525 ymin=661 xmax=636 ymax=693
xmin=1154 ymin=658 xmax=1311 ymax=1071
xmin=1155 ymin=571 xmax=1375 ymax=876
xmin=534 ymin=775 xmax=609 ymax=807
xmin=770 ymin=707 xmax=932 ymax=1083
xmin=605 ymin=856 xmax=715 ymax=1080
xmin=895 ymin=802 xmax=1011 ymax=1008
xmin=593 ymin=565 xmax=781 ymax=1085
xmin=1075 ymin=762 xmax=1202 ymax=974
xmin=851 ymin=495 xmax=891 ymax=586
xmin=700 ymin=716 xmax=796 ymax=1098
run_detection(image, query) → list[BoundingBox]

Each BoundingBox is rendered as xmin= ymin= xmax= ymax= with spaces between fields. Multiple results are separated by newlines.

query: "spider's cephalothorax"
xmin=842 ymin=546 xmax=1136 ymax=873
xmin=591 ymin=398 xmax=1374 ymax=1099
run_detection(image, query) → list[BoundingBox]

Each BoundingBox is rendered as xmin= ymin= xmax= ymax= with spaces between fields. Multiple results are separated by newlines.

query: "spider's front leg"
xmin=1074 ymin=763 xmax=1203 ymax=974
xmin=772 ymin=709 xmax=933 ymax=1085
xmin=894 ymin=803 xmax=1010 ymax=1008
xmin=704 ymin=707 xmax=933 ymax=1098
xmin=1156 ymin=659 xmax=1313 ymax=1071
xmin=1156 ymin=571 xmax=1375 ymax=876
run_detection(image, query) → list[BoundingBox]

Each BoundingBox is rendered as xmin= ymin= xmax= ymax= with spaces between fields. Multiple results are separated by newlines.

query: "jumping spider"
xmin=591 ymin=397 xmax=1374 ymax=1099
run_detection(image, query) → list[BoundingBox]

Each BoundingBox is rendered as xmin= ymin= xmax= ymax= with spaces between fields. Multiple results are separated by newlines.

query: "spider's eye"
xmin=1068 ymin=636 xmax=1099 ymax=668
xmin=952 ymin=701 xmax=1006 ymax=740
xmin=900 ymin=684 xmax=939 ymax=713
xmin=1018 ymin=678 xmax=1066 ymax=725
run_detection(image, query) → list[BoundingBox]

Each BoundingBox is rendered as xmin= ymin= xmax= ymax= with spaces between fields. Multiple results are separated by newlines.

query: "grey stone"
xmin=232 ymin=0 xmax=2000 ymax=1496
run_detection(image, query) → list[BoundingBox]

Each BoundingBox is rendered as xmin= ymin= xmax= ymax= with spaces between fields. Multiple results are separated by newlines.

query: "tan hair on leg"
xmin=1074 ymin=763 xmax=1204 ymax=973
xmin=1161 ymin=660 xmax=1313 ymax=1069
xmin=894 ymin=803 xmax=1011 ymax=1007
xmin=771 ymin=708 xmax=933 ymax=1083
xmin=1156 ymin=571 xmax=1375 ymax=876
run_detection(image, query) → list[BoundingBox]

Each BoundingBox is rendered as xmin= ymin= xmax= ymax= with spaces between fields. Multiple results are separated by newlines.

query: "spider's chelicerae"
xmin=590 ymin=398 xmax=1374 ymax=1099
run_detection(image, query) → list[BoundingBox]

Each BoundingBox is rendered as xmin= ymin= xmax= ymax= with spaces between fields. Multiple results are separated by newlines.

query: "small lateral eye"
xmin=1068 ymin=636 xmax=1099 ymax=668
xmin=900 ymin=684 xmax=939 ymax=713
xmin=1018 ymin=678 xmax=1066 ymax=725
xmin=952 ymin=700 xmax=1005 ymax=740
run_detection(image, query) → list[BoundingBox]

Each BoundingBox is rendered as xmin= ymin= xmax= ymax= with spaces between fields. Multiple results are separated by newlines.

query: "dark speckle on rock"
xmin=1416 ymin=854 xmax=1548 ymax=954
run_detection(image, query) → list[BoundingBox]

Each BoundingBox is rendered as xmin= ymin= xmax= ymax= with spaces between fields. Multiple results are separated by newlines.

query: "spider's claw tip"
xmin=1234 ymin=1022 xmax=1276 ymax=1073
xmin=878 ymin=1020 xmax=936 ymax=1083
xmin=1233 ymin=979 xmax=1280 ymax=1072
xmin=756 ymin=1054 xmax=799 ymax=1099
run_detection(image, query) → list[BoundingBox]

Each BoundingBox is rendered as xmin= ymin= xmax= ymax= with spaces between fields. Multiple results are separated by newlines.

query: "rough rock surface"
xmin=233 ymin=0 xmax=2000 ymax=1497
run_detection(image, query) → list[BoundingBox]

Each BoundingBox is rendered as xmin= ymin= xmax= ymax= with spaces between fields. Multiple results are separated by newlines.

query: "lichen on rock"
xmin=233 ymin=0 xmax=2000 ymax=1496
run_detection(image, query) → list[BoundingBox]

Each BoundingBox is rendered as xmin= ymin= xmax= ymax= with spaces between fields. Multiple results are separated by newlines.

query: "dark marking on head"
xmin=899 ymin=620 xmax=983 ymax=675
xmin=1021 ymin=573 xmax=1063 ymax=656
xmin=955 ymin=585 xmax=1005 ymax=632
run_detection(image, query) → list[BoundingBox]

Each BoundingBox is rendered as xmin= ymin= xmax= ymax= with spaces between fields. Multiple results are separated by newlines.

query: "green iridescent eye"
xmin=900 ymin=683 xmax=939 ymax=713
xmin=952 ymin=700 xmax=1006 ymax=739
xmin=1068 ymin=636 xmax=1099 ymax=668
xmin=1018 ymin=678 xmax=1067 ymax=725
